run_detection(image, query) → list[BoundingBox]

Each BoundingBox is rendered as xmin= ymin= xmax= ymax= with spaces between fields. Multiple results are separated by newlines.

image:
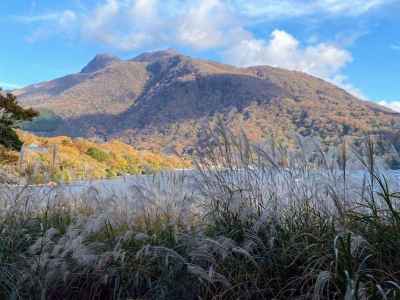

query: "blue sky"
xmin=1 ymin=0 xmax=399 ymax=107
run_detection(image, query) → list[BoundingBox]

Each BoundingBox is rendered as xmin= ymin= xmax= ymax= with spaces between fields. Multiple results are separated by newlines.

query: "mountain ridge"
xmin=15 ymin=49 xmax=400 ymax=154
xmin=80 ymin=53 xmax=121 ymax=73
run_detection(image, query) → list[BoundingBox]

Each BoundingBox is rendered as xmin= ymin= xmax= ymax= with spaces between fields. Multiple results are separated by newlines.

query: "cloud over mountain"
xmin=9 ymin=0 xmax=398 ymax=97
xmin=223 ymin=30 xmax=352 ymax=78
xmin=379 ymin=101 xmax=400 ymax=112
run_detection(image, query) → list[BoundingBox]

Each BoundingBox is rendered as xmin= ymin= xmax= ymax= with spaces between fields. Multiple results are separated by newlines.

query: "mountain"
xmin=14 ymin=55 xmax=148 ymax=117
xmin=15 ymin=49 xmax=400 ymax=155
xmin=80 ymin=53 xmax=121 ymax=73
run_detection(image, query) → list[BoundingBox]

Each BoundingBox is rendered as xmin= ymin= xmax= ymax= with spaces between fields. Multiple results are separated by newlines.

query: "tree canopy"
xmin=0 ymin=89 xmax=38 ymax=151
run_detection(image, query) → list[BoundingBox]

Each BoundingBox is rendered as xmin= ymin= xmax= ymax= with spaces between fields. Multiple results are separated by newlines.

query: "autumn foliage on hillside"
xmin=1 ymin=131 xmax=190 ymax=184
xmin=15 ymin=51 xmax=400 ymax=156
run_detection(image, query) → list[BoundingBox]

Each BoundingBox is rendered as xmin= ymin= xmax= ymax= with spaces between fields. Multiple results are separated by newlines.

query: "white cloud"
xmin=80 ymin=0 xmax=165 ymax=50
xmin=78 ymin=0 xmax=250 ymax=51
xmin=14 ymin=0 xmax=395 ymax=51
xmin=378 ymin=101 xmax=400 ymax=112
xmin=223 ymin=30 xmax=352 ymax=78
xmin=221 ymin=30 xmax=368 ymax=98
xmin=177 ymin=0 xmax=250 ymax=49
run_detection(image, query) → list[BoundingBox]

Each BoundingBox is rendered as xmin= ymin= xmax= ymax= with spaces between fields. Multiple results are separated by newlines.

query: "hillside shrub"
xmin=86 ymin=147 xmax=110 ymax=162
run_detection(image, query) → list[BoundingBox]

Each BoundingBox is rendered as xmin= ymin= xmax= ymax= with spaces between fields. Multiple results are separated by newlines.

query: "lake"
xmin=2 ymin=168 xmax=400 ymax=213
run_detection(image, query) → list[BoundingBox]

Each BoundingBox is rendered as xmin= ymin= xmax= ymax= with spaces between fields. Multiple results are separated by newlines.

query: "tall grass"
xmin=1 ymin=127 xmax=400 ymax=299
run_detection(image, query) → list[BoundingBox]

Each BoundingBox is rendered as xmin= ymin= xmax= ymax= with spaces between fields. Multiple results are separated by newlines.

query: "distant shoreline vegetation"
xmin=0 ymin=131 xmax=190 ymax=185
xmin=3 ymin=126 xmax=400 ymax=185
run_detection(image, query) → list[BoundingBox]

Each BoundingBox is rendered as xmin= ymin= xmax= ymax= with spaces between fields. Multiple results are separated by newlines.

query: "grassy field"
xmin=1 ymin=128 xmax=400 ymax=299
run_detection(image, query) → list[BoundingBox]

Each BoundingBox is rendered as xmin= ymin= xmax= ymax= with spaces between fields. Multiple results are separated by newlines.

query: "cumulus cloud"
xmin=221 ymin=29 xmax=364 ymax=98
xmin=176 ymin=0 xmax=250 ymax=49
xmin=378 ymin=101 xmax=400 ymax=112
xmin=223 ymin=30 xmax=352 ymax=79
xmin=78 ymin=0 xmax=250 ymax=51
xmin=82 ymin=0 xmax=137 ymax=50
xmin=81 ymin=0 xmax=173 ymax=50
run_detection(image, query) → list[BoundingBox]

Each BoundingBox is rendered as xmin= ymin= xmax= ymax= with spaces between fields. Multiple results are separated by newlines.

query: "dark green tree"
xmin=0 ymin=88 xmax=38 ymax=151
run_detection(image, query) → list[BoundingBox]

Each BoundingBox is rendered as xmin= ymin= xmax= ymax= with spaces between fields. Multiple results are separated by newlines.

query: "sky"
xmin=0 ymin=0 xmax=399 ymax=109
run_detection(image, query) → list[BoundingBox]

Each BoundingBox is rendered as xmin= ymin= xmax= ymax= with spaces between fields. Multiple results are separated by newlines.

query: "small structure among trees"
xmin=0 ymin=88 xmax=38 ymax=151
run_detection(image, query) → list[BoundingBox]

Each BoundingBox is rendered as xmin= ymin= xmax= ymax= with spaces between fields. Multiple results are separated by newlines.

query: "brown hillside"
xmin=16 ymin=50 xmax=400 ymax=155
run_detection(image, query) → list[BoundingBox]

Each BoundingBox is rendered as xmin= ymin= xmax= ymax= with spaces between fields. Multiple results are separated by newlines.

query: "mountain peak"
xmin=81 ymin=53 xmax=120 ymax=73
xmin=17 ymin=51 xmax=400 ymax=157
xmin=132 ymin=48 xmax=181 ymax=62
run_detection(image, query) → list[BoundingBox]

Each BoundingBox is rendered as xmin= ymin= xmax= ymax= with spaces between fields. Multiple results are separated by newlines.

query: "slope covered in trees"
xmin=15 ymin=50 xmax=400 ymax=156
xmin=0 ymin=131 xmax=189 ymax=184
